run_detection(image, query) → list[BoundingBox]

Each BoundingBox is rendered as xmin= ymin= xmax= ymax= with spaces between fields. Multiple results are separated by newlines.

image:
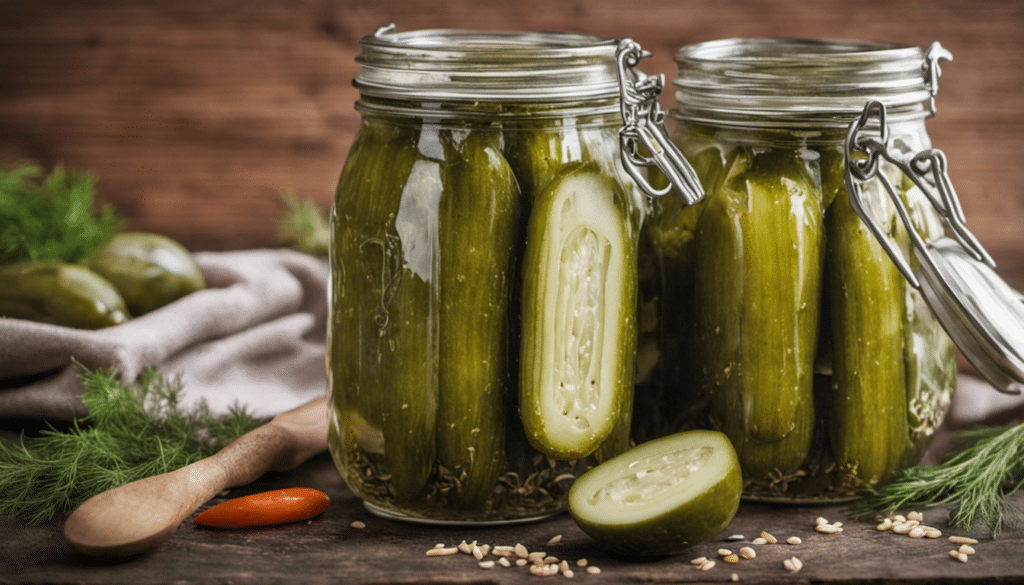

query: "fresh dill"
xmin=848 ymin=422 xmax=1024 ymax=536
xmin=276 ymin=191 xmax=329 ymax=257
xmin=0 ymin=163 xmax=122 ymax=264
xmin=0 ymin=363 xmax=262 ymax=524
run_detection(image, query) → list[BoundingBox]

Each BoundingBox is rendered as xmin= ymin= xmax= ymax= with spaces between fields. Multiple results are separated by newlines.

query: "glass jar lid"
xmin=672 ymin=38 xmax=950 ymax=127
xmin=354 ymin=24 xmax=622 ymax=104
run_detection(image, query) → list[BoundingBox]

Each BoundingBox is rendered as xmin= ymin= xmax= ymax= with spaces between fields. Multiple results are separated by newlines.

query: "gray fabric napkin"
xmin=0 ymin=249 xmax=328 ymax=420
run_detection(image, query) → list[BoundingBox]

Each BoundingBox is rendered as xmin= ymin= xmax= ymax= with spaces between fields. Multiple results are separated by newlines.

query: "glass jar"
xmin=327 ymin=26 xmax=681 ymax=523
xmin=638 ymin=38 xmax=959 ymax=501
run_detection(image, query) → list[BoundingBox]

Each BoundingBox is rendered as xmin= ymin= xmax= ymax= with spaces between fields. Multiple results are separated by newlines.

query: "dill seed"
xmin=723 ymin=554 xmax=739 ymax=564
xmin=784 ymin=556 xmax=803 ymax=572
xmin=498 ymin=557 xmax=511 ymax=567
xmin=434 ymin=543 xmax=445 ymax=548
xmin=725 ymin=534 xmax=745 ymax=541
xmin=739 ymin=547 xmax=756 ymax=559
xmin=479 ymin=544 xmax=491 ymax=556
xmin=752 ymin=537 xmax=768 ymax=545
xmin=528 ymin=551 xmax=546 ymax=562
xmin=563 ymin=569 xmax=575 ymax=578
xmin=426 ymin=547 xmax=458 ymax=556
xmin=473 ymin=546 xmax=485 ymax=560
xmin=493 ymin=546 xmax=515 ymax=556
xmin=876 ymin=518 xmax=893 ymax=531
xmin=815 ymin=517 xmax=829 ymax=526
xmin=547 ymin=534 xmax=563 ymax=546
xmin=544 ymin=556 xmax=560 ymax=565
xmin=909 ymin=527 xmax=926 ymax=539
xmin=950 ymin=550 xmax=969 ymax=563
xmin=949 ymin=536 xmax=979 ymax=545
xmin=529 ymin=564 xmax=544 ymax=576
xmin=559 ymin=560 xmax=569 ymax=573
xmin=761 ymin=531 xmax=778 ymax=544
xmin=690 ymin=557 xmax=708 ymax=565
xmin=924 ymin=528 xmax=943 ymax=538
xmin=815 ymin=523 xmax=843 ymax=534
xmin=892 ymin=523 xmax=913 ymax=535
xmin=350 ymin=520 xmax=366 ymax=529
xmin=787 ymin=536 xmax=802 ymax=545
xmin=576 ymin=559 xmax=588 ymax=567
xmin=907 ymin=511 xmax=924 ymax=522
xmin=516 ymin=558 xmax=528 ymax=567
xmin=699 ymin=560 xmax=716 ymax=571
xmin=586 ymin=567 xmax=601 ymax=574
xmin=479 ymin=560 xmax=495 ymax=569
xmin=459 ymin=541 xmax=472 ymax=554
xmin=833 ymin=522 xmax=843 ymax=528
xmin=718 ymin=548 xmax=733 ymax=557
xmin=959 ymin=544 xmax=976 ymax=555
xmin=731 ymin=573 xmax=740 ymax=582
xmin=515 ymin=543 xmax=529 ymax=558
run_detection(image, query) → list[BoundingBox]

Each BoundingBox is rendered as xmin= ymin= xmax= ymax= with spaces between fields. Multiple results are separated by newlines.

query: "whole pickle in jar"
xmin=87 ymin=232 xmax=205 ymax=315
xmin=0 ymin=262 xmax=130 ymax=329
xmin=825 ymin=176 xmax=907 ymax=486
xmin=436 ymin=129 xmax=521 ymax=509
xmin=694 ymin=145 xmax=822 ymax=480
xmin=520 ymin=162 xmax=638 ymax=461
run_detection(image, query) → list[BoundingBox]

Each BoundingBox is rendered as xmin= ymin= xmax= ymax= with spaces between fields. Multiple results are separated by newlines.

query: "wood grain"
xmin=1 ymin=0 xmax=1022 ymax=288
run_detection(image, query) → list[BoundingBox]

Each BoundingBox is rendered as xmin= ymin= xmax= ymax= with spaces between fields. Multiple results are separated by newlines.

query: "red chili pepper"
xmin=194 ymin=487 xmax=330 ymax=528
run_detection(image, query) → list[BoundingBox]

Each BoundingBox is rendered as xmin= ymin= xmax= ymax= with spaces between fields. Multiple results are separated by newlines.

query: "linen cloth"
xmin=0 ymin=249 xmax=328 ymax=420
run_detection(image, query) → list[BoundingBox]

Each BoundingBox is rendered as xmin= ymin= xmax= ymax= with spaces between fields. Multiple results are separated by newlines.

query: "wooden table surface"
xmin=3 ymin=450 xmax=1022 ymax=585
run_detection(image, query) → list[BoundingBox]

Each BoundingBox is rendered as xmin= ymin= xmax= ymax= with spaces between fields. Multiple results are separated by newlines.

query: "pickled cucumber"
xmin=436 ymin=130 xmax=520 ymax=508
xmin=520 ymin=163 xmax=637 ymax=460
xmin=87 ymin=232 xmax=205 ymax=315
xmin=0 ymin=262 xmax=130 ymax=329
xmin=695 ymin=147 xmax=821 ymax=479
xmin=825 ymin=181 xmax=907 ymax=485
xmin=569 ymin=430 xmax=741 ymax=556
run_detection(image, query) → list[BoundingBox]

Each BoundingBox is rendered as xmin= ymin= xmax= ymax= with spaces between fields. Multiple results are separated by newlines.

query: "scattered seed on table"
xmin=718 ymin=548 xmax=733 ymax=557
xmin=787 ymin=536 xmax=802 ymax=545
xmin=564 ymin=569 xmax=575 ymax=578
xmin=528 ymin=551 xmax=546 ymax=562
xmin=544 ymin=556 xmax=560 ymax=565
xmin=516 ymin=558 xmax=528 ymax=567
xmin=458 ymin=541 xmax=472 ymax=554
xmin=925 ymin=528 xmax=943 ymax=539
xmin=350 ymin=520 xmax=366 ymax=529
xmin=479 ymin=560 xmax=495 ymax=569
xmin=761 ymin=531 xmax=778 ymax=544
xmin=559 ymin=560 xmax=570 ymax=573
xmin=723 ymin=554 xmax=739 ymax=564
xmin=784 ymin=556 xmax=803 ymax=572
xmin=815 ymin=517 xmax=829 ymax=526
xmin=426 ymin=547 xmax=458 ymax=556
xmin=959 ymin=544 xmax=976 ymax=555
xmin=725 ymin=534 xmax=745 ymax=541
xmin=950 ymin=536 xmax=979 ymax=545
xmin=547 ymin=534 xmax=563 ymax=546
xmin=730 ymin=573 xmax=740 ymax=582
xmin=699 ymin=560 xmax=716 ymax=571
xmin=752 ymin=537 xmax=768 ymax=545
xmin=472 ymin=546 xmax=485 ymax=560
xmin=515 ymin=543 xmax=529 ymax=558
xmin=877 ymin=518 xmax=893 ymax=531
xmin=815 ymin=523 xmax=843 ymax=534
xmin=892 ymin=514 xmax=906 ymax=523
xmin=950 ymin=550 xmax=969 ymax=563
xmin=690 ymin=557 xmax=708 ymax=565
xmin=739 ymin=547 xmax=756 ymax=559
xmin=498 ymin=557 xmax=512 ymax=568
xmin=907 ymin=511 xmax=924 ymax=522
xmin=434 ymin=543 xmax=445 ymax=548
xmin=576 ymin=558 xmax=588 ymax=567
xmin=587 ymin=567 xmax=601 ymax=575
xmin=909 ymin=527 xmax=926 ymax=539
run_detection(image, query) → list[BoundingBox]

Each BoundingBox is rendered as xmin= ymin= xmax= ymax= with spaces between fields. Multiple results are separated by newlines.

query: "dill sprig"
xmin=0 ymin=162 xmax=122 ymax=264
xmin=276 ymin=191 xmax=329 ymax=257
xmin=848 ymin=422 xmax=1024 ymax=536
xmin=0 ymin=364 xmax=262 ymax=524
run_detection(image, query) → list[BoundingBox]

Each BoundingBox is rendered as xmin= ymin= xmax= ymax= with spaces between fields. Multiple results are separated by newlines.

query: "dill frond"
xmin=0 ymin=363 xmax=263 ymax=523
xmin=848 ymin=421 xmax=1024 ymax=536
xmin=276 ymin=191 xmax=329 ymax=257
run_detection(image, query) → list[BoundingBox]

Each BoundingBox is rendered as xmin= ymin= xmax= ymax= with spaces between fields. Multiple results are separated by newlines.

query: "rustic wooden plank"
xmin=2 ymin=452 xmax=1022 ymax=584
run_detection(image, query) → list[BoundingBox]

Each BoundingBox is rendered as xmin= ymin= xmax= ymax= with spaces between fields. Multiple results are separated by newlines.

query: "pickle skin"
xmin=826 ymin=189 xmax=907 ymax=485
xmin=87 ymin=231 xmax=205 ymax=315
xmin=695 ymin=147 xmax=821 ymax=478
xmin=0 ymin=262 xmax=131 ymax=329
xmin=520 ymin=163 xmax=637 ymax=460
xmin=436 ymin=130 xmax=520 ymax=509
xmin=569 ymin=430 xmax=742 ymax=557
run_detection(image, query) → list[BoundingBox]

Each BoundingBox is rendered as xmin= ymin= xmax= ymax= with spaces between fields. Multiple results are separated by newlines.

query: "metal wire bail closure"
xmin=615 ymin=39 xmax=705 ymax=205
xmin=844 ymin=100 xmax=1024 ymax=395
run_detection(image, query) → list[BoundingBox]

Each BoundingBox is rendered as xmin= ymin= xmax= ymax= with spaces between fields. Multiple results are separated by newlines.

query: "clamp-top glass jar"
xmin=327 ymin=26 xmax=699 ymax=523
xmin=638 ymin=38 xmax=958 ymax=501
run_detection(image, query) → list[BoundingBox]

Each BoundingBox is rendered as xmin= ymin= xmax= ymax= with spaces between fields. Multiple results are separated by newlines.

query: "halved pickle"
xmin=569 ymin=430 xmax=742 ymax=556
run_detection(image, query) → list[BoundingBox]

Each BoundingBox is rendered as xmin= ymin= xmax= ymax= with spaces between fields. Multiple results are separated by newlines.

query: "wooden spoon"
xmin=64 ymin=395 xmax=329 ymax=557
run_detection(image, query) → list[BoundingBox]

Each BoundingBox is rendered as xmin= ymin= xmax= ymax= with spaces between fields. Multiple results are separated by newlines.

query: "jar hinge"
xmin=615 ymin=39 xmax=705 ymax=205
xmin=924 ymin=42 xmax=953 ymax=118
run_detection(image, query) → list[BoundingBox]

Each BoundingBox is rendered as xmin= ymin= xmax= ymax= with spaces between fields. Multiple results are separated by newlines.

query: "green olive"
xmin=568 ymin=430 xmax=742 ymax=556
xmin=87 ymin=232 xmax=205 ymax=315
xmin=0 ymin=262 xmax=131 ymax=329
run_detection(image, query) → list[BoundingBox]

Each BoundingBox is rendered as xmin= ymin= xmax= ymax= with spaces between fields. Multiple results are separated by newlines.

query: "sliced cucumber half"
xmin=568 ymin=430 xmax=742 ymax=556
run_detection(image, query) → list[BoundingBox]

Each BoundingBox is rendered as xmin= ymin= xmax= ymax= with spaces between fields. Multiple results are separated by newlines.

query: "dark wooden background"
xmin=2 ymin=0 xmax=1022 ymax=287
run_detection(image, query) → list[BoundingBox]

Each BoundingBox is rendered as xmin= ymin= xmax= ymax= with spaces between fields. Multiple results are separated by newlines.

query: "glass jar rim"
xmin=354 ymin=25 xmax=623 ymax=105
xmin=672 ymin=38 xmax=935 ymax=127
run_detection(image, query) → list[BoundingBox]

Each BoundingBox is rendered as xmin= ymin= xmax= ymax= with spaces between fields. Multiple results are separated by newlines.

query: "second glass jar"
xmin=637 ymin=38 xmax=958 ymax=501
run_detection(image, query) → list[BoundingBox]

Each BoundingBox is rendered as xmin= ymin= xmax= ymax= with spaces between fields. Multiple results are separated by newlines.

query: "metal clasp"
xmin=923 ymin=42 xmax=953 ymax=118
xmin=615 ymin=39 xmax=705 ymax=205
xmin=845 ymin=100 xmax=1024 ymax=395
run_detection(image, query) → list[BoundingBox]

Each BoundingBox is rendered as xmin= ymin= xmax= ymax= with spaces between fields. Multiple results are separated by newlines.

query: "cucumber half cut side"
xmin=568 ymin=430 xmax=742 ymax=556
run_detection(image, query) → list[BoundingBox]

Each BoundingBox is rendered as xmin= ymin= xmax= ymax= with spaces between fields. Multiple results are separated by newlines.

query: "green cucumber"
xmin=436 ymin=130 xmax=521 ymax=508
xmin=569 ymin=430 xmax=742 ymax=556
xmin=87 ymin=232 xmax=205 ymax=315
xmin=520 ymin=163 xmax=637 ymax=460
xmin=825 ymin=180 xmax=907 ymax=485
xmin=0 ymin=262 xmax=130 ymax=329
xmin=695 ymin=146 xmax=821 ymax=479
